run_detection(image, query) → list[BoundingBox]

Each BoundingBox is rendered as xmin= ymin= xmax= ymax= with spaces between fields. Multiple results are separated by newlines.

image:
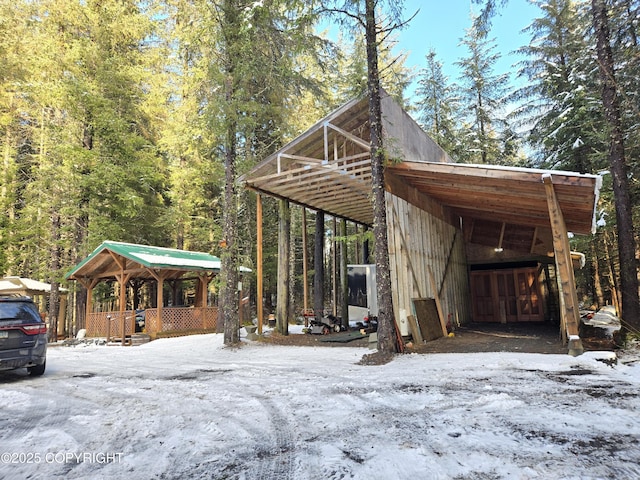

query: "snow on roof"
xmin=0 ymin=276 xmax=68 ymax=294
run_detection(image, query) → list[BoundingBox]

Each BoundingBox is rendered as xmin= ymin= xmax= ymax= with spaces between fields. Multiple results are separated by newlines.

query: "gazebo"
xmin=65 ymin=241 xmax=233 ymax=342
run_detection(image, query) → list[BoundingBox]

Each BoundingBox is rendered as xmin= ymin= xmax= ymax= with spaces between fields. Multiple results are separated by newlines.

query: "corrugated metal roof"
xmin=65 ymin=241 xmax=227 ymax=282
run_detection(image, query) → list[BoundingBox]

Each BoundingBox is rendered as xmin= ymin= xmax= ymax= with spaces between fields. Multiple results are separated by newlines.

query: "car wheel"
xmin=28 ymin=361 xmax=46 ymax=376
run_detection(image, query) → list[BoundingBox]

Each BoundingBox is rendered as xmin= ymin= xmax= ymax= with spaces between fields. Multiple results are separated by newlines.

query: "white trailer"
xmin=347 ymin=264 xmax=377 ymax=326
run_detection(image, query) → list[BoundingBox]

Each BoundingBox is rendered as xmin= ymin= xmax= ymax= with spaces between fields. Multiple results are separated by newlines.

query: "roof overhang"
xmin=386 ymin=161 xmax=601 ymax=235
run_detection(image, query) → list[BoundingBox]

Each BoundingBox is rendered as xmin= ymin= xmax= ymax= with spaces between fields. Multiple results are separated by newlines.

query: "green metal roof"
xmin=65 ymin=241 xmax=228 ymax=281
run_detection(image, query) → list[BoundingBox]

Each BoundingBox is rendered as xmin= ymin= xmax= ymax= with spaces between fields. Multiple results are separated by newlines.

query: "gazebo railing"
xmin=144 ymin=307 xmax=218 ymax=333
xmin=86 ymin=307 xmax=218 ymax=338
xmin=86 ymin=311 xmax=136 ymax=338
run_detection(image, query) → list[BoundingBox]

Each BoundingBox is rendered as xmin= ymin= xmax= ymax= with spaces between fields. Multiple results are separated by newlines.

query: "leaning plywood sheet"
xmin=413 ymin=298 xmax=443 ymax=342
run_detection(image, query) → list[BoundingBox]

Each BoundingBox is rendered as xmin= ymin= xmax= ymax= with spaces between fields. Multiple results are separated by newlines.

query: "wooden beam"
xmin=245 ymin=184 xmax=373 ymax=227
xmin=326 ymin=122 xmax=372 ymax=151
xmin=543 ymin=174 xmax=583 ymax=355
xmin=427 ymin=266 xmax=448 ymax=337
xmin=254 ymin=158 xmax=372 ymax=194
xmin=302 ymin=207 xmax=308 ymax=315
xmin=530 ymin=227 xmax=539 ymax=254
xmin=498 ymin=222 xmax=506 ymax=250
xmin=257 ymin=194 xmax=263 ymax=335
xmin=332 ymin=217 xmax=337 ymax=317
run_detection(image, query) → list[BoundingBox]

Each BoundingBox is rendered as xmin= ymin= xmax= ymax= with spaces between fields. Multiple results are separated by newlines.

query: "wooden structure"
xmin=65 ymin=241 xmax=227 ymax=342
xmin=239 ymin=90 xmax=601 ymax=354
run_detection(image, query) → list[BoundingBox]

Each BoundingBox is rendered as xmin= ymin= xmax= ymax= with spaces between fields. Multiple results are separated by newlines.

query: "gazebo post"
xmin=157 ymin=275 xmax=164 ymax=335
xmin=198 ymin=273 xmax=209 ymax=329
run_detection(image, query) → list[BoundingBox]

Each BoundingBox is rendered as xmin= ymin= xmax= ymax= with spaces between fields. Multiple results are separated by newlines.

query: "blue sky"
xmin=393 ymin=0 xmax=541 ymax=99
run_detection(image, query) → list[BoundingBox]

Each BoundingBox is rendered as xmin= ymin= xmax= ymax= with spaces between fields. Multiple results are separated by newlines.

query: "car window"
xmin=0 ymin=301 xmax=42 ymax=324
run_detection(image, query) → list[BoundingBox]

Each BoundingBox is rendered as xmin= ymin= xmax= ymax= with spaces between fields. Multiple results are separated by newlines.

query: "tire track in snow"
xmin=252 ymin=396 xmax=295 ymax=480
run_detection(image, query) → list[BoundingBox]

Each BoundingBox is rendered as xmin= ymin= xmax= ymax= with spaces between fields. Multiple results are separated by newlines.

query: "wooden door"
xmin=470 ymin=271 xmax=494 ymax=322
xmin=496 ymin=270 xmax=518 ymax=322
xmin=515 ymin=268 xmax=544 ymax=321
xmin=471 ymin=267 xmax=545 ymax=323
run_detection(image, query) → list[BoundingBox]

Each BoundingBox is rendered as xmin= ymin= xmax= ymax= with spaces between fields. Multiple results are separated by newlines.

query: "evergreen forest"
xmin=1 ymin=0 xmax=638 ymax=336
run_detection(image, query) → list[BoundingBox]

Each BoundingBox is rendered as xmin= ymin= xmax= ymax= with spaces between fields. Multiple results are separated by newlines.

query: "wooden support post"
xmin=257 ymin=194 xmax=263 ymax=335
xmin=332 ymin=216 xmax=337 ymax=317
xmin=199 ymin=274 xmax=208 ymax=329
xmin=147 ymin=268 xmax=166 ymax=336
xmin=314 ymin=211 xmax=325 ymax=317
xmin=157 ymin=275 xmax=164 ymax=335
xmin=543 ymin=174 xmax=583 ymax=356
xmin=302 ymin=207 xmax=309 ymax=317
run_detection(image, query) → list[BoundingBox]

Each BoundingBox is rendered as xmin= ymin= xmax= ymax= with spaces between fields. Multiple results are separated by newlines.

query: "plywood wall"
xmin=386 ymin=191 xmax=471 ymax=337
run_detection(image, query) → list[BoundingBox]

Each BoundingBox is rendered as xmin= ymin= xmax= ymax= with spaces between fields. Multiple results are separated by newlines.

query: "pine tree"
xmin=190 ymin=0 xmax=329 ymax=344
xmin=591 ymin=0 xmax=640 ymax=333
xmin=455 ymin=19 xmax=510 ymax=164
xmin=416 ymin=49 xmax=460 ymax=158
xmin=511 ymin=0 xmax=602 ymax=172
xmin=322 ymin=0 xmax=409 ymax=355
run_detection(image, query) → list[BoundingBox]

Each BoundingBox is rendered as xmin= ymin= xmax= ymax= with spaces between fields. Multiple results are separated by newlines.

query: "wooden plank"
xmin=407 ymin=314 xmax=423 ymax=343
xmin=427 ymin=266 xmax=448 ymax=337
xmin=413 ymin=298 xmax=443 ymax=341
xmin=390 ymin=203 xmax=424 ymax=298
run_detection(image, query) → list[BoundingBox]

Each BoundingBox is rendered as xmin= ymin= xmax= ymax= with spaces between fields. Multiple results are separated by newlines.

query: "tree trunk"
xmin=220 ymin=0 xmax=242 ymax=345
xmin=289 ymin=208 xmax=297 ymax=321
xmin=339 ymin=218 xmax=349 ymax=329
xmin=591 ymin=238 xmax=604 ymax=308
xmin=604 ymin=229 xmax=621 ymax=313
xmin=48 ymin=210 xmax=61 ymax=342
xmin=363 ymin=225 xmax=370 ymax=264
xmin=365 ymin=0 xmax=397 ymax=354
xmin=221 ymin=118 xmax=239 ymax=343
xmin=591 ymin=0 xmax=640 ymax=332
xmin=276 ymin=199 xmax=290 ymax=334
xmin=314 ymin=211 xmax=325 ymax=317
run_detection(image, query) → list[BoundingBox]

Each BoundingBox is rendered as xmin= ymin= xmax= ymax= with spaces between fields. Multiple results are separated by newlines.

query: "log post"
xmin=276 ymin=199 xmax=290 ymax=335
xmin=257 ymin=194 xmax=263 ymax=335
xmin=543 ymin=174 xmax=583 ymax=355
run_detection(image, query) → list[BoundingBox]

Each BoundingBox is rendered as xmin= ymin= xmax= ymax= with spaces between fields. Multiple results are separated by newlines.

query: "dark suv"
xmin=0 ymin=296 xmax=47 ymax=376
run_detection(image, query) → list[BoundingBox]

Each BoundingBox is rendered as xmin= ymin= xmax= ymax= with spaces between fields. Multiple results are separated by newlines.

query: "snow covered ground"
xmin=1 ymin=328 xmax=639 ymax=480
